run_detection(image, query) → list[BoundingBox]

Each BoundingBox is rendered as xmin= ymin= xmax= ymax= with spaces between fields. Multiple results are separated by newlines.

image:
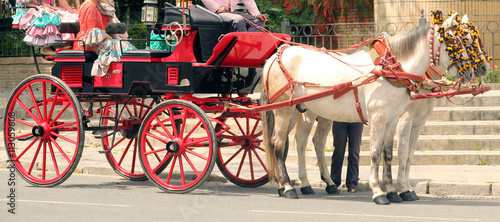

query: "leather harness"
xmin=265 ymin=36 xmax=427 ymax=125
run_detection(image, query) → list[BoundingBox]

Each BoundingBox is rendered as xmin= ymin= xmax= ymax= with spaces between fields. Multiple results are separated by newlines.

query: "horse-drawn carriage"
xmin=5 ymin=2 xmax=290 ymax=193
xmin=4 ymin=2 xmax=492 ymax=204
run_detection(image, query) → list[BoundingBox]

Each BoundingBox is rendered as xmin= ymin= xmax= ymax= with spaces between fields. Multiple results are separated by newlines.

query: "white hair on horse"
xmin=261 ymin=12 xmax=478 ymax=204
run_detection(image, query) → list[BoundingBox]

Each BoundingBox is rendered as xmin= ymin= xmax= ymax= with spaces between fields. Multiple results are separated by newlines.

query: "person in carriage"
xmin=200 ymin=0 xmax=267 ymax=32
xmin=73 ymin=0 xmax=136 ymax=77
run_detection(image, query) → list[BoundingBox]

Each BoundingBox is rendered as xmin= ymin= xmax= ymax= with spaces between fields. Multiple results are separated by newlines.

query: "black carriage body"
xmin=51 ymin=60 xmax=247 ymax=95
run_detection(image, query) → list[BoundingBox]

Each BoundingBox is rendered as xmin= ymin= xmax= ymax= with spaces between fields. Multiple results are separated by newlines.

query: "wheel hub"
xmin=121 ymin=116 xmax=141 ymax=139
xmin=166 ymin=140 xmax=181 ymax=153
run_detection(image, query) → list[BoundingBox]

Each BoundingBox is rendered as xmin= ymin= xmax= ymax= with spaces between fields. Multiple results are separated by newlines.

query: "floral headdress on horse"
xmin=431 ymin=9 xmax=491 ymax=74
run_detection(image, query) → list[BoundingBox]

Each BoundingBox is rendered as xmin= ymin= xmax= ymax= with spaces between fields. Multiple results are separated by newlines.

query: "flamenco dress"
xmin=74 ymin=0 xmax=135 ymax=77
xmin=23 ymin=7 xmax=61 ymax=47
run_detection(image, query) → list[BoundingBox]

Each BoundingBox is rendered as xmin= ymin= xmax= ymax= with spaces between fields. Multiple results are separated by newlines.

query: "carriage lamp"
xmin=141 ymin=0 xmax=158 ymax=26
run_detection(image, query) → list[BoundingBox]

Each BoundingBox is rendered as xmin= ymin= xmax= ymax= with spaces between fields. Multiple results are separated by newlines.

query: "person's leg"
xmin=233 ymin=11 xmax=264 ymax=32
xmin=330 ymin=121 xmax=348 ymax=187
xmin=218 ymin=12 xmax=248 ymax=32
xmin=345 ymin=122 xmax=363 ymax=189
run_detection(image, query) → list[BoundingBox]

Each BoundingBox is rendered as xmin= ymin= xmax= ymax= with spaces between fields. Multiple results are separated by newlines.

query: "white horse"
xmin=261 ymin=13 xmax=471 ymax=204
xmin=293 ymin=14 xmax=491 ymax=201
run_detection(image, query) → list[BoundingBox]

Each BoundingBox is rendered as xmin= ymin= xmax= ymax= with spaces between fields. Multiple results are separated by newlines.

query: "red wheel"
xmin=215 ymin=113 xmax=269 ymax=187
xmin=100 ymin=98 xmax=155 ymax=180
xmin=138 ymin=100 xmax=217 ymax=193
xmin=4 ymin=74 xmax=84 ymax=186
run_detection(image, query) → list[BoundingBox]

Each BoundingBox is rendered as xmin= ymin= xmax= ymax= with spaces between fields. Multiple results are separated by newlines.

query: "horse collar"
xmin=429 ymin=26 xmax=441 ymax=66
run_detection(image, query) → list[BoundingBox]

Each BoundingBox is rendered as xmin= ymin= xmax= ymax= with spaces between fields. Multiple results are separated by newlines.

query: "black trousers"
xmin=330 ymin=121 xmax=364 ymax=188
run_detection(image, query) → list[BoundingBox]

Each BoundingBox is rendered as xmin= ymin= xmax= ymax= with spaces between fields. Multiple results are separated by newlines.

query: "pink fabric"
xmin=201 ymin=0 xmax=261 ymax=16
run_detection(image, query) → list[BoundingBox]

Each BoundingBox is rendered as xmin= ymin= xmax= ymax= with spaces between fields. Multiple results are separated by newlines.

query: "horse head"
xmin=461 ymin=15 xmax=491 ymax=80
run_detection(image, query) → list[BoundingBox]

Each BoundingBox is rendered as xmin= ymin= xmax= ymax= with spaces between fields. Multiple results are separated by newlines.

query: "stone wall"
xmin=0 ymin=57 xmax=54 ymax=92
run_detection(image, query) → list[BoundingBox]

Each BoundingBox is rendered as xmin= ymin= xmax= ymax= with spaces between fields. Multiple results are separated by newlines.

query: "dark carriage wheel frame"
xmin=215 ymin=113 xmax=289 ymax=188
xmin=4 ymin=74 xmax=84 ymax=186
xmin=100 ymin=98 xmax=156 ymax=181
xmin=138 ymin=99 xmax=218 ymax=193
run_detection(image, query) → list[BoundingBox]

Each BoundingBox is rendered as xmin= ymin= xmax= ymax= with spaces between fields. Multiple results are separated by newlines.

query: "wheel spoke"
xmin=27 ymin=140 xmax=43 ymax=175
xmin=50 ymin=132 xmax=77 ymax=145
xmin=118 ymin=138 xmax=134 ymax=166
xmin=13 ymin=118 xmax=36 ymax=128
xmin=47 ymin=141 xmax=60 ymax=176
xmin=248 ymin=149 xmax=254 ymax=180
xmin=251 ymin=148 xmax=268 ymax=172
xmin=42 ymin=82 xmax=48 ymax=121
xmin=16 ymin=137 xmax=40 ymax=160
xmin=15 ymin=98 xmax=41 ymax=124
xmin=50 ymin=120 xmax=78 ymax=130
xmin=179 ymin=155 xmax=185 ymax=185
xmin=130 ymin=139 xmax=138 ymax=174
xmin=223 ymin=147 xmax=244 ymax=166
xmin=182 ymin=153 xmax=200 ymax=176
xmin=233 ymin=117 xmax=246 ymax=136
xmin=47 ymin=88 xmax=60 ymax=122
xmin=27 ymin=85 xmax=43 ymax=121
xmin=185 ymin=148 xmax=208 ymax=161
xmin=250 ymin=119 xmax=260 ymax=136
xmin=167 ymin=108 xmax=180 ymax=137
xmin=236 ymin=149 xmax=248 ymax=177
xmin=183 ymin=120 xmax=202 ymax=141
xmin=154 ymin=116 xmax=174 ymax=139
xmin=166 ymin=155 xmax=177 ymax=184
xmin=146 ymin=131 xmax=169 ymax=144
xmin=49 ymin=136 xmax=71 ymax=163
xmin=42 ymin=141 xmax=47 ymax=180
xmin=146 ymin=139 xmax=162 ymax=162
xmin=48 ymin=102 xmax=71 ymax=126
xmin=152 ymin=153 xmax=172 ymax=172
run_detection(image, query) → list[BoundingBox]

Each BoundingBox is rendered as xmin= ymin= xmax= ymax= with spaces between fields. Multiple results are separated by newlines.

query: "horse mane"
xmin=388 ymin=25 xmax=430 ymax=61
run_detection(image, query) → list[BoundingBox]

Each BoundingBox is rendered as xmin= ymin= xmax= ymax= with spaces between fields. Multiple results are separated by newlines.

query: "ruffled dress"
xmin=23 ymin=7 xmax=62 ymax=47
xmin=74 ymin=0 xmax=135 ymax=77
xmin=11 ymin=3 xmax=29 ymax=28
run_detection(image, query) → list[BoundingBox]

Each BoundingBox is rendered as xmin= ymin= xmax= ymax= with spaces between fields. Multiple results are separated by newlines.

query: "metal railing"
xmin=2 ymin=20 xmax=499 ymax=66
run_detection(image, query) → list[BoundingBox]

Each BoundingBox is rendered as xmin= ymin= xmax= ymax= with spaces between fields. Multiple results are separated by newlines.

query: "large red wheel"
xmin=215 ymin=113 xmax=269 ymax=187
xmin=138 ymin=100 xmax=217 ymax=193
xmin=99 ymin=98 xmax=155 ymax=180
xmin=4 ymin=74 xmax=84 ymax=186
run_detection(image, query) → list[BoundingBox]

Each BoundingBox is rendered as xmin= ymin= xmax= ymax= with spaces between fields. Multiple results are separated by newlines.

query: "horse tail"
xmin=261 ymin=87 xmax=279 ymax=182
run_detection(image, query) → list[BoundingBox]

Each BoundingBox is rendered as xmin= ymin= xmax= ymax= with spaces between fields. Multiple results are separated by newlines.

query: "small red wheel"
xmin=138 ymin=100 xmax=217 ymax=193
xmin=100 ymin=98 xmax=155 ymax=180
xmin=4 ymin=74 xmax=84 ymax=186
xmin=215 ymin=113 xmax=269 ymax=187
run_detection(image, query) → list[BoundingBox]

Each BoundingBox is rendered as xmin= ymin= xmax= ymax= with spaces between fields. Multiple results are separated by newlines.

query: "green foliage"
xmin=255 ymin=0 xmax=314 ymax=26
xmin=473 ymin=145 xmax=481 ymax=151
xmin=483 ymin=65 xmax=500 ymax=83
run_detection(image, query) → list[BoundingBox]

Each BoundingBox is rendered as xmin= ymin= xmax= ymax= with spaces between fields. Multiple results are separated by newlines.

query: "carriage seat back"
xmin=163 ymin=4 xmax=230 ymax=62
xmin=55 ymin=23 xmax=128 ymax=62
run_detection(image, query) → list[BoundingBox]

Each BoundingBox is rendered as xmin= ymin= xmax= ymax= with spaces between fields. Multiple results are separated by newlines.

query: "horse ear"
xmin=443 ymin=12 xmax=458 ymax=29
xmin=462 ymin=15 xmax=469 ymax=24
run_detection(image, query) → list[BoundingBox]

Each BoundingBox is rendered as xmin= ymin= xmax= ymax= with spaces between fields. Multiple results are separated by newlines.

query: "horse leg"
xmin=275 ymin=108 xmax=299 ymax=198
xmin=395 ymin=110 xmax=416 ymax=201
xmin=382 ymin=122 xmax=403 ymax=203
xmin=404 ymin=120 xmax=427 ymax=201
xmin=369 ymin=113 xmax=390 ymax=204
xmin=295 ymin=110 xmax=316 ymax=195
xmin=313 ymin=117 xmax=339 ymax=194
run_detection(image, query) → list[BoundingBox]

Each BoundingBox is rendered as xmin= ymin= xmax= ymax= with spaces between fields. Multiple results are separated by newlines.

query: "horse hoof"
xmin=325 ymin=185 xmax=340 ymax=194
xmin=284 ymin=189 xmax=299 ymax=199
xmin=386 ymin=192 xmax=403 ymax=203
xmin=300 ymin=186 xmax=315 ymax=195
xmin=373 ymin=195 xmax=390 ymax=205
xmin=399 ymin=191 xmax=416 ymax=201
xmin=410 ymin=191 xmax=420 ymax=200
xmin=278 ymin=188 xmax=284 ymax=197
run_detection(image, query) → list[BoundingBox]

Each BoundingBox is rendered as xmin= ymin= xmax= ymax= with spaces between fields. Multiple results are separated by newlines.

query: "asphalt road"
xmin=1 ymin=169 xmax=499 ymax=222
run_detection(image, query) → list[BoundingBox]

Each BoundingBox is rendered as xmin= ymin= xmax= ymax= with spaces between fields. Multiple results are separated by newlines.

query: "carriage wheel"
xmin=4 ymin=74 xmax=84 ymax=186
xmin=100 ymin=98 xmax=156 ymax=181
xmin=215 ymin=113 xmax=269 ymax=187
xmin=138 ymin=100 xmax=217 ymax=193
